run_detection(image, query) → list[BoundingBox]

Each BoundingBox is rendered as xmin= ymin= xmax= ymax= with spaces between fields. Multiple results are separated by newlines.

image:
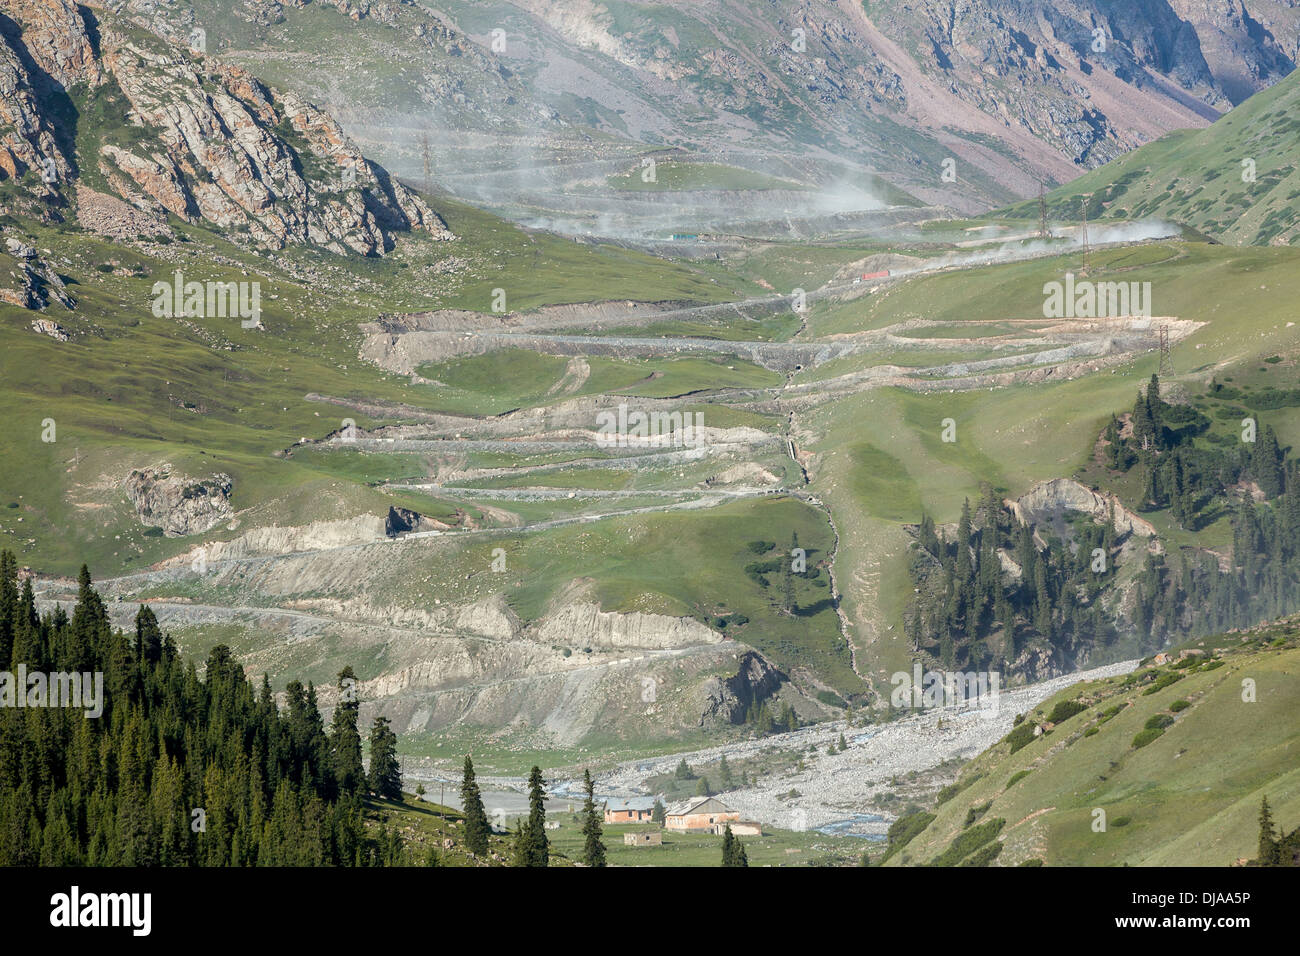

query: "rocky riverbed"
xmin=584 ymin=659 xmax=1140 ymax=839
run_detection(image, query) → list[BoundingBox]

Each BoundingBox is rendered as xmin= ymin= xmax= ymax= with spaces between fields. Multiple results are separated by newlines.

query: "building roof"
xmin=665 ymin=797 xmax=733 ymax=817
xmin=603 ymin=796 xmax=657 ymax=812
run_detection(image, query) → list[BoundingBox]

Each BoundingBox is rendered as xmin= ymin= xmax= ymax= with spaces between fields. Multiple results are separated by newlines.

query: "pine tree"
xmin=0 ymin=549 xmax=16 ymax=670
xmin=651 ymin=798 xmax=666 ymax=826
xmin=1258 ymin=796 xmax=1280 ymax=865
xmin=523 ymin=766 xmax=549 ymax=867
xmin=580 ymin=769 xmax=606 ymax=867
xmin=511 ymin=821 xmax=530 ymax=867
xmin=329 ymin=666 xmax=365 ymax=795
xmin=721 ymin=824 xmax=748 ymax=867
xmin=133 ymin=605 xmax=163 ymax=665
xmin=460 ymin=756 xmax=490 ymax=856
xmin=367 ymin=716 xmax=402 ymax=799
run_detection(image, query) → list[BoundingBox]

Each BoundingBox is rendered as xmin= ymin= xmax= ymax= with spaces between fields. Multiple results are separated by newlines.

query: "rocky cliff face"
xmin=0 ymin=0 xmax=451 ymax=253
xmin=2 ymin=235 xmax=73 ymax=309
xmin=531 ymin=601 xmax=724 ymax=652
xmin=697 ymin=651 xmax=787 ymax=727
xmin=124 ymin=466 xmax=233 ymax=536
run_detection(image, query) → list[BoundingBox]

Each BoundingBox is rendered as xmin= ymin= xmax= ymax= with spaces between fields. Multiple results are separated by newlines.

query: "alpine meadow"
xmin=0 ymin=0 xmax=1297 ymax=933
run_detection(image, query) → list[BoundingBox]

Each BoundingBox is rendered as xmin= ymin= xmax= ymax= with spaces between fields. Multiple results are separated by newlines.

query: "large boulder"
xmin=125 ymin=467 xmax=233 ymax=536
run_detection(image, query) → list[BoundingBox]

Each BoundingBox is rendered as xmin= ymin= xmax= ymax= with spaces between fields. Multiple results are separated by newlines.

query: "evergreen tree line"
xmin=906 ymin=378 xmax=1300 ymax=676
xmin=1113 ymin=375 xmax=1288 ymax=527
xmin=0 ymin=555 xmax=405 ymax=866
xmin=458 ymin=757 xmax=608 ymax=866
xmin=1255 ymin=796 xmax=1300 ymax=867
xmin=744 ymin=698 xmax=799 ymax=737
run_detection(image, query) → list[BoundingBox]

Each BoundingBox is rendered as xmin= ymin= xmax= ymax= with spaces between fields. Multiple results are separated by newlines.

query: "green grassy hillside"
xmin=799 ymin=240 xmax=1300 ymax=690
xmin=1000 ymin=69 xmax=1300 ymax=245
xmin=882 ymin=618 xmax=1300 ymax=866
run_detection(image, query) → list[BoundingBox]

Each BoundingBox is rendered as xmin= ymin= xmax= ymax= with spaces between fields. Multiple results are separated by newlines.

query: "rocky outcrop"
xmin=124 ymin=467 xmax=233 ymax=536
xmin=530 ymin=601 xmax=724 ymax=651
xmin=697 ymin=651 xmax=787 ymax=726
xmin=0 ymin=0 xmax=101 ymax=89
xmin=29 ymin=317 xmax=67 ymax=340
xmin=2 ymin=235 xmax=73 ymax=310
xmin=1009 ymin=477 xmax=1157 ymax=540
xmin=385 ymin=505 xmax=423 ymax=537
xmin=0 ymin=0 xmax=452 ymax=254
xmin=157 ymin=515 xmax=386 ymax=566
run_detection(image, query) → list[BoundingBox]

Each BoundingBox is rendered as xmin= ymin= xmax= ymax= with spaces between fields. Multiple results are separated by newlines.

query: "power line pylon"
xmin=1158 ymin=324 xmax=1173 ymax=375
xmin=1080 ymin=194 xmax=1091 ymax=276
xmin=1038 ymin=182 xmax=1050 ymax=239
xmin=420 ymin=130 xmax=432 ymax=196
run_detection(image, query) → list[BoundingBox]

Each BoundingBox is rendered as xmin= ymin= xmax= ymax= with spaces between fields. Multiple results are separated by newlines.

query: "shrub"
xmin=1131 ymin=728 xmax=1164 ymax=749
xmin=1019 ymin=858 xmax=1044 ymax=867
xmin=1005 ymin=721 xmax=1039 ymax=754
xmin=816 ymin=690 xmax=847 ymax=709
xmin=961 ymin=841 xmax=1004 ymax=867
xmin=1144 ymin=714 xmax=1175 ymax=731
xmin=1142 ymin=672 xmax=1184 ymax=695
xmin=1047 ymin=699 xmax=1087 ymax=724
xmin=963 ymin=800 xmax=992 ymax=828
xmin=880 ymin=810 xmax=935 ymax=862
xmin=1096 ymin=702 xmax=1127 ymax=722
xmin=1007 ymin=770 xmax=1031 ymax=787
xmin=931 ymin=818 xmax=1005 ymax=867
xmin=1169 ymin=699 xmax=1190 ymax=713
xmin=935 ymin=772 xmax=982 ymax=805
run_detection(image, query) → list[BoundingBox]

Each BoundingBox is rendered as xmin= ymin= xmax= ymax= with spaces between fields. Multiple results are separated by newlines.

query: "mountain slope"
xmin=103 ymin=0 xmax=1296 ymax=227
xmin=882 ymin=619 xmax=1300 ymax=866
xmin=1000 ymin=65 xmax=1300 ymax=245
xmin=0 ymin=0 xmax=448 ymax=254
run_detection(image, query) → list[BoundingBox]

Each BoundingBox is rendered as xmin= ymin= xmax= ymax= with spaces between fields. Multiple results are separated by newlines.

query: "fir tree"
xmin=1258 ymin=796 xmax=1280 ymax=865
xmin=460 ymin=756 xmax=491 ymax=856
xmin=580 ymin=769 xmax=606 ymax=867
xmin=367 ymin=716 xmax=402 ymax=799
xmin=721 ymin=824 xmax=748 ymax=867
xmin=651 ymin=798 xmax=666 ymax=826
xmin=329 ymin=666 xmax=365 ymax=795
xmin=522 ymin=766 xmax=549 ymax=867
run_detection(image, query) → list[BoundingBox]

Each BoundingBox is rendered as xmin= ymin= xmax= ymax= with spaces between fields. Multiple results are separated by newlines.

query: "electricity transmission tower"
xmin=1158 ymin=324 xmax=1173 ymax=375
xmin=1038 ymin=183 xmax=1050 ymax=239
xmin=421 ymin=130 xmax=432 ymax=196
xmin=1080 ymin=194 xmax=1091 ymax=275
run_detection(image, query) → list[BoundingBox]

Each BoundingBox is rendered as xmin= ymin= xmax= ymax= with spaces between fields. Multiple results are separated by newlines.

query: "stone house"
xmin=603 ymin=797 xmax=657 ymax=824
xmin=664 ymin=797 xmax=739 ymax=831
